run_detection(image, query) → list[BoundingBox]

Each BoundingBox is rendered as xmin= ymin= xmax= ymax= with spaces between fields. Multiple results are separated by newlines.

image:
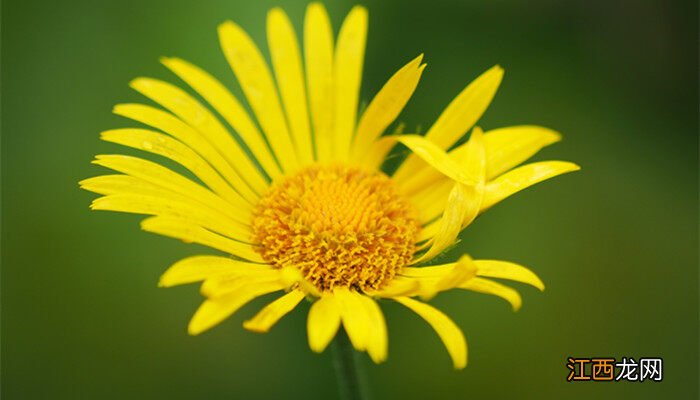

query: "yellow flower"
xmin=81 ymin=3 xmax=579 ymax=369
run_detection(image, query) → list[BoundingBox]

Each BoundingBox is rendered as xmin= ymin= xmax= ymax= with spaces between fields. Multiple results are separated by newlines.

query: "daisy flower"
xmin=81 ymin=3 xmax=579 ymax=370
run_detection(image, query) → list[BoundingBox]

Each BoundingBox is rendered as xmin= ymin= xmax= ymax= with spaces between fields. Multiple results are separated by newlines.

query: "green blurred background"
xmin=2 ymin=0 xmax=697 ymax=398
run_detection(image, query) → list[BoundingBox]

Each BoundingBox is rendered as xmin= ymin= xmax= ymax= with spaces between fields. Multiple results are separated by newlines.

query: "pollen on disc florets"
xmin=252 ymin=164 xmax=419 ymax=293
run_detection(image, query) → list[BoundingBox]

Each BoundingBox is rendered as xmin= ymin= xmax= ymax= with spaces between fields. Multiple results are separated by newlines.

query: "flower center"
xmin=252 ymin=164 xmax=419 ymax=292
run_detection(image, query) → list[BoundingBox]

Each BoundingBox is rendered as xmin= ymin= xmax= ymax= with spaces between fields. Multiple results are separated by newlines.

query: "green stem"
xmin=331 ymin=327 xmax=370 ymax=400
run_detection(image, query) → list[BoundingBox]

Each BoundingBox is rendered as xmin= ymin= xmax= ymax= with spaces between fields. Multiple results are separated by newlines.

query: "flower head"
xmin=81 ymin=3 xmax=579 ymax=369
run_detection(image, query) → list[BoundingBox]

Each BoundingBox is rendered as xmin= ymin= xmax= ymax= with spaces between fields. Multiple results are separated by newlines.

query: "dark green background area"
xmin=2 ymin=0 xmax=697 ymax=398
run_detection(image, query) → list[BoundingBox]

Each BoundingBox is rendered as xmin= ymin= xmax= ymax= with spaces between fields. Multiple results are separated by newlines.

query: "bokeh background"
xmin=2 ymin=0 xmax=697 ymax=398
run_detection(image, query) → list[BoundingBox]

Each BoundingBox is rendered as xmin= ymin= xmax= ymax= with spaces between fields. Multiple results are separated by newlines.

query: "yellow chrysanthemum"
xmin=81 ymin=3 xmax=579 ymax=369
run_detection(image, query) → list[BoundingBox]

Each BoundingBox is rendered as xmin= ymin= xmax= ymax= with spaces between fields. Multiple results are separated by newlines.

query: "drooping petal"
xmin=218 ymin=21 xmax=299 ymax=173
xmin=459 ymin=277 xmax=522 ymax=311
xmin=399 ymin=125 xmax=561 ymax=196
xmin=393 ymin=296 xmax=467 ymax=369
xmin=159 ymin=255 xmax=273 ymax=287
xmin=332 ymin=5 xmax=368 ymax=161
xmin=389 ymin=134 xmax=475 ymax=185
xmin=129 ymin=77 xmax=268 ymax=194
xmin=267 ymin=8 xmax=314 ymax=166
xmin=140 ymin=216 xmax=265 ymax=263
xmin=358 ymin=295 xmax=388 ymax=363
xmin=474 ymin=260 xmax=545 ymax=291
xmin=112 ymin=103 xmax=259 ymax=203
xmin=393 ymin=65 xmax=503 ymax=182
xmin=160 ymin=57 xmax=283 ymax=179
xmin=334 ymin=288 xmax=370 ymax=351
xmin=188 ymin=280 xmax=286 ymax=335
xmin=304 ymin=2 xmax=334 ymax=162
xmin=353 ymin=55 xmax=425 ymax=164
xmin=411 ymin=182 xmax=471 ymax=264
xmin=401 ymin=255 xmax=477 ymax=299
xmin=481 ymin=161 xmax=580 ymax=211
xmin=411 ymin=129 xmax=485 ymax=263
xmin=243 ymin=289 xmax=307 ymax=333
xmin=307 ymin=295 xmax=342 ymax=353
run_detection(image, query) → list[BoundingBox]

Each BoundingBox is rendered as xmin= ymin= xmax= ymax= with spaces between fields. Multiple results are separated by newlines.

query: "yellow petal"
xmin=160 ymin=57 xmax=283 ymax=179
xmin=91 ymin=193 xmax=251 ymax=243
xmin=481 ymin=161 xmax=580 ymax=211
xmin=332 ymin=5 xmax=368 ymax=161
xmin=372 ymin=276 xmax=421 ymax=298
xmin=401 ymin=255 xmax=477 ymax=299
xmin=411 ymin=182 xmax=471 ymax=264
xmin=267 ymin=8 xmax=314 ymax=166
xmin=334 ymin=288 xmax=370 ymax=351
xmin=188 ymin=281 xmax=285 ymax=335
xmin=399 ymin=125 xmax=560 ymax=196
xmin=483 ymin=125 xmax=561 ymax=179
xmin=459 ymin=277 xmax=522 ymax=311
xmin=389 ymin=134 xmax=473 ymax=185
xmin=201 ymin=272 xmax=284 ymax=298
xmin=91 ymin=155 xmax=251 ymax=224
xmin=218 ymin=21 xmax=299 ymax=172
xmin=159 ymin=255 xmax=272 ymax=287
xmin=307 ymin=295 xmax=342 ymax=353
xmin=80 ymin=174 xmax=168 ymax=197
xmin=475 ymin=260 xmax=545 ymax=291
xmin=358 ymin=295 xmax=388 ymax=363
xmin=353 ymin=55 xmax=425 ymax=164
xmin=129 ymin=77 xmax=268 ymax=194
xmin=243 ymin=290 xmax=306 ymax=333
xmin=112 ymin=103 xmax=259 ymax=204
xmin=100 ymin=129 xmax=246 ymax=208
xmin=304 ymin=2 xmax=334 ymax=162
xmin=434 ymin=255 xmax=478 ymax=294
xmin=412 ymin=129 xmax=486 ymax=263
xmin=393 ymin=65 xmax=503 ymax=182
xmin=393 ymin=296 xmax=467 ymax=369
xmin=140 ymin=216 xmax=265 ymax=263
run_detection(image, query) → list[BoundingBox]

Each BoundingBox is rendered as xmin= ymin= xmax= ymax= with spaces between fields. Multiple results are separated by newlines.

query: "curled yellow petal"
xmin=393 ymin=296 xmax=467 ymax=369
xmin=393 ymin=65 xmax=503 ymax=182
xmin=412 ymin=129 xmax=485 ymax=263
xmin=389 ymin=134 xmax=473 ymax=185
xmin=474 ymin=260 xmax=545 ymax=291
xmin=459 ymin=277 xmax=522 ymax=311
